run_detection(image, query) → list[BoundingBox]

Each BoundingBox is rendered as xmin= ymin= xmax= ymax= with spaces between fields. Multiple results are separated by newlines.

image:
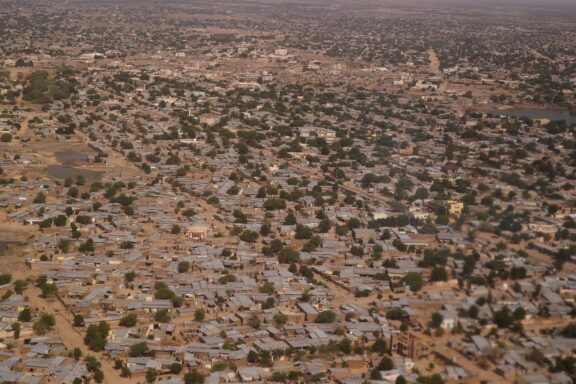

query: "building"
xmin=389 ymin=331 xmax=426 ymax=360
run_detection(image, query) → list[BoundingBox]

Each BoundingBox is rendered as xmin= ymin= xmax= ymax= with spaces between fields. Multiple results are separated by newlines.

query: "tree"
xmin=218 ymin=274 xmax=237 ymax=284
xmin=121 ymin=366 xmax=131 ymax=377
xmin=93 ymin=369 xmax=104 ymax=383
xmin=54 ymin=215 xmax=67 ymax=226
xmin=40 ymin=282 xmax=58 ymax=298
xmin=396 ymin=376 xmax=407 ymax=384
xmin=468 ymin=305 xmax=479 ymax=319
xmin=263 ymin=197 xmax=286 ymax=210
xmin=402 ymin=272 xmax=424 ymax=292
xmin=315 ymin=310 xmax=337 ymax=323
xmin=260 ymin=222 xmax=271 ymax=236
xmin=262 ymin=297 xmax=276 ymax=310
xmin=194 ymin=308 xmax=206 ymax=322
xmin=431 ymin=312 xmax=443 ymax=328
xmin=33 ymin=192 xmax=47 ymax=203
xmin=155 ymin=309 xmax=170 ymax=323
xmin=510 ymin=266 xmax=527 ymax=279
xmin=493 ymin=306 xmax=513 ymax=329
xmin=370 ymin=368 xmax=383 ymax=380
xmin=562 ymin=323 xmax=576 ymax=338
xmin=178 ymin=261 xmax=190 ymax=273
xmin=339 ymin=338 xmax=352 ymax=354
xmin=171 ymin=224 xmax=181 ymax=234
xmin=14 ymin=280 xmax=27 ymax=294
xmin=371 ymin=338 xmax=388 ymax=355
xmin=259 ymin=281 xmax=275 ymax=295
xmin=378 ymin=356 xmax=394 ymax=371
xmin=284 ymin=211 xmax=297 ymax=225
xmin=169 ymin=362 xmax=182 ymax=374
xmin=146 ymin=368 xmax=157 ymax=383
xmin=85 ymin=355 xmax=101 ymax=372
xmin=273 ymin=313 xmax=288 ymax=326
xmin=318 ymin=218 xmax=331 ymax=233
xmin=79 ymin=239 xmax=94 ymax=253
xmin=430 ymin=267 xmax=448 ymax=282
xmin=247 ymin=350 xmax=259 ymax=364
xmin=67 ymin=187 xmax=79 ymax=198
xmin=184 ymin=369 xmax=205 ymax=384
xmin=240 ymin=230 xmax=259 ymax=243
xmin=295 ymin=224 xmax=313 ymax=239
xmin=11 ymin=322 xmax=20 ymax=339
xmin=417 ymin=374 xmax=444 ymax=384
xmin=513 ymin=307 xmax=526 ymax=321
xmin=57 ymin=238 xmax=71 ymax=253
xmin=84 ymin=321 xmax=110 ymax=351
xmin=0 ymin=273 xmax=12 ymax=285
xmin=278 ymin=246 xmax=300 ymax=264
xmin=73 ymin=314 xmax=85 ymax=327
xmin=33 ymin=313 xmax=55 ymax=335
xmin=124 ymin=270 xmax=136 ymax=283
xmin=18 ymin=308 xmax=31 ymax=322
xmin=0 ymin=133 xmax=12 ymax=142
xmin=73 ymin=347 xmax=82 ymax=361
xmin=119 ymin=313 xmax=138 ymax=327
xmin=129 ymin=342 xmax=151 ymax=357
xmin=248 ymin=314 xmax=261 ymax=329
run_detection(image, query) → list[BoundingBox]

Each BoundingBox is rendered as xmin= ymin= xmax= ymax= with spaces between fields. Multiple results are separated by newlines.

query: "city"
xmin=0 ymin=0 xmax=575 ymax=383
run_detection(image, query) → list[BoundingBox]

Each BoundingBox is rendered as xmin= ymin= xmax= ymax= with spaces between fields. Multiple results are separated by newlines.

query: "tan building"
xmin=390 ymin=331 xmax=427 ymax=360
xmin=447 ymin=200 xmax=464 ymax=217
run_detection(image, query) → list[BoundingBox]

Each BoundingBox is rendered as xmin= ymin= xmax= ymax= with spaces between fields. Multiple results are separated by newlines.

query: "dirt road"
xmin=14 ymin=276 xmax=131 ymax=383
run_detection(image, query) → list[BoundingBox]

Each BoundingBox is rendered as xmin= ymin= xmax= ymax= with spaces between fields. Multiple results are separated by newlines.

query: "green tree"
xmin=278 ymin=247 xmax=300 ymax=264
xmin=0 ymin=274 xmax=12 ymax=285
xmin=124 ymin=271 xmax=136 ymax=282
xmin=58 ymin=238 xmax=71 ymax=253
xmin=119 ymin=313 xmax=138 ymax=327
xmin=377 ymin=356 xmax=394 ymax=371
xmin=184 ymin=369 xmax=205 ymax=384
xmin=84 ymin=321 xmax=110 ymax=351
xmin=169 ymin=362 xmax=182 ymax=374
xmin=73 ymin=314 xmax=85 ymax=327
xmin=493 ymin=306 xmax=513 ymax=329
xmin=33 ymin=192 xmax=47 ymax=203
xmin=11 ymin=322 xmax=20 ymax=339
xmin=18 ymin=307 xmax=32 ymax=322
xmin=79 ymin=239 xmax=94 ymax=254
xmin=431 ymin=312 xmax=443 ymax=328
xmin=402 ymin=272 xmax=424 ymax=292
xmin=396 ymin=376 xmax=407 ymax=384
xmin=93 ymin=369 xmax=104 ymax=383
xmin=146 ymin=368 xmax=157 ymax=383
xmin=273 ymin=313 xmax=288 ymax=326
xmin=315 ymin=310 xmax=337 ymax=323
xmin=178 ymin=261 xmax=190 ymax=273
xmin=155 ymin=309 xmax=171 ymax=323
xmin=370 ymin=368 xmax=383 ymax=380
xmin=33 ymin=313 xmax=55 ymax=335
xmin=194 ymin=308 xmax=206 ymax=322
xmin=129 ymin=342 xmax=151 ymax=357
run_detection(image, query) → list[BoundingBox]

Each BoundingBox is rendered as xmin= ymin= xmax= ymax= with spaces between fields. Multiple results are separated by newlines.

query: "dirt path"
xmin=23 ymin=284 xmax=131 ymax=384
xmin=428 ymin=48 xmax=441 ymax=76
xmin=310 ymin=269 xmax=373 ymax=308
xmin=433 ymin=343 xmax=509 ymax=384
